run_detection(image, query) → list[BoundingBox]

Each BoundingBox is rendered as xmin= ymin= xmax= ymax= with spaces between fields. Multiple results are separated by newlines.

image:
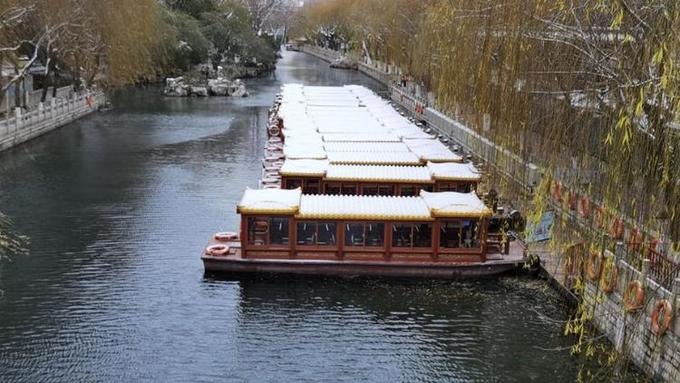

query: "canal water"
xmin=0 ymin=51 xmax=586 ymax=382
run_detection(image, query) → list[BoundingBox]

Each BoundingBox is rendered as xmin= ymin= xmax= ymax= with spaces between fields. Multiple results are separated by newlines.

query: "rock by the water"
xmin=330 ymin=56 xmax=358 ymax=70
xmin=208 ymin=78 xmax=231 ymax=96
xmin=164 ymin=74 xmax=248 ymax=98
xmin=191 ymin=86 xmax=208 ymax=97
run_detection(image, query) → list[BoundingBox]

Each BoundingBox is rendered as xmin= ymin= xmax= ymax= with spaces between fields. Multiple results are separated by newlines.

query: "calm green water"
xmin=0 ymin=51 xmax=590 ymax=382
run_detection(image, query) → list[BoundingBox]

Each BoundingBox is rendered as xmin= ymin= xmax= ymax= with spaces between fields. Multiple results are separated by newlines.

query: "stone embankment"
xmin=301 ymin=43 xmax=680 ymax=382
xmin=0 ymin=90 xmax=104 ymax=152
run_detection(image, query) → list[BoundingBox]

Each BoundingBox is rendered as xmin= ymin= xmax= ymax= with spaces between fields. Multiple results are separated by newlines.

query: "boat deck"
xmin=202 ymin=239 xmax=526 ymax=278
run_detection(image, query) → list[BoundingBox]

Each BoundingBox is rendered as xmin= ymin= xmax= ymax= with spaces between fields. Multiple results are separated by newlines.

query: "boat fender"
xmin=214 ymin=232 xmax=238 ymax=242
xmin=623 ymin=280 xmax=645 ymax=312
xmin=599 ymin=260 xmax=618 ymax=294
xmin=586 ymin=251 xmax=603 ymax=281
xmin=651 ymin=299 xmax=673 ymax=336
xmin=205 ymin=244 xmax=229 ymax=257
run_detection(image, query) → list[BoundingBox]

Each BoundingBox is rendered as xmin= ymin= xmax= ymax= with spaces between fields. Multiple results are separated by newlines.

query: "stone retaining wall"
xmin=583 ymin=245 xmax=680 ymax=381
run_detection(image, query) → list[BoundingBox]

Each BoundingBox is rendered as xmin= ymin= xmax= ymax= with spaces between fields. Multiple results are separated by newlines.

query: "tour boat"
xmin=202 ymin=188 xmax=524 ymax=278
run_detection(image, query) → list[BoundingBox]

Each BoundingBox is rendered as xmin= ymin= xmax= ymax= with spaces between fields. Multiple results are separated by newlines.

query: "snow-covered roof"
xmin=321 ymin=133 xmax=401 ymax=142
xmin=323 ymin=142 xmax=411 ymax=153
xmin=427 ymin=162 xmax=481 ymax=181
xmin=283 ymin=143 xmax=327 ymax=160
xmin=237 ymin=189 xmax=491 ymax=220
xmin=297 ymin=195 xmax=433 ymax=221
xmin=404 ymin=139 xmax=463 ymax=162
xmin=279 ymin=159 xmax=329 ymax=177
xmin=326 ymin=151 xmax=422 ymax=165
xmin=325 ymin=165 xmax=433 ymax=183
xmin=237 ymin=188 xmax=302 ymax=214
xmin=420 ymin=191 xmax=492 ymax=217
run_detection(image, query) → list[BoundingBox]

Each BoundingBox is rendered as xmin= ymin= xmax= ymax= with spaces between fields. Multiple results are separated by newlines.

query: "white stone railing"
xmin=0 ymin=90 xmax=104 ymax=152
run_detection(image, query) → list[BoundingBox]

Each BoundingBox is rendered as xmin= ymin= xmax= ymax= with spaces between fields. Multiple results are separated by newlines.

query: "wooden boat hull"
xmin=202 ymin=255 xmax=523 ymax=278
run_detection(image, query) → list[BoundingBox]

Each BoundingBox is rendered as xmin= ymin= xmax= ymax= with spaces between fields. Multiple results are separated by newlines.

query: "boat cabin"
xmin=279 ymin=159 xmax=481 ymax=196
xmin=236 ymin=188 xmax=492 ymax=263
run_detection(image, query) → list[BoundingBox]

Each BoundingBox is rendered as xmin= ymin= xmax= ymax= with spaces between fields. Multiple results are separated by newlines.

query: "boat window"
xmin=297 ymin=222 xmax=317 ymax=245
xmin=317 ymin=222 xmax=337 ymax=245
xmin=362 ymin=184 xmax=379 ymax=196
xmin=365 ymin=223 xmax=385 ymax=247
xmin=422 ymin=185 xmax=434 ymax=192
xmin=325 ymin=183 xmax=341 ymax=195
xmin=341 ymin=183 xmax=357 ymax=195
xmin=440 ymin=220 xmax=462 ymax=248
xmin=392 ymin=223 xmax=413 ymax=247
xmin=345 ymin=223 xmax=365 ymax=246
xmin=461 ymin=220 xmax=481 ymax=248
xmin=413 ymin=223 xmax=433 ymax=247
xmin=400 ymin=185 xmax=416 ymax=196
xmin=440 ymin=220 xmax=480 ymax=248
xmin=285 ymin=178 xmax=302 ymax=190
xmin=247 ymin=217 xmax=269 ymax=246
xmin=305 ymin=179 xmax=320 ymax=194
xmin=377 ymin=185 xmax=394 ymax=196
xmin=269 ymin=217 xmax=289 ymax=245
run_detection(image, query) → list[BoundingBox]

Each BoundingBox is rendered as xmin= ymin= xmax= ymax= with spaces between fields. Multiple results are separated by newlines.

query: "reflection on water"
xmin=0 ymin=50 xmax=589 ymax=382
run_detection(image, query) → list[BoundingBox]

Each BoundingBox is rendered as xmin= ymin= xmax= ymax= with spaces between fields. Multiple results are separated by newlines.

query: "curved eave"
xmin=323 ymin=176 xmax=435 ymax=184
xmin=279 ymin=171 xmax=327 ymax=177
xmin=329 ymin=160 xmax=424 ymax=166
xmin=295 ymin=213 xmax=434 ymax=221
xmin=237 ymin=207 xmax=298 ymax=215
xmin=431 ymin=210 xmax=492 ymax=218
xmin=432 ymin=176 xmax=481 ymax=182
xmin=424 ymin=158 xmax=463 ymax=163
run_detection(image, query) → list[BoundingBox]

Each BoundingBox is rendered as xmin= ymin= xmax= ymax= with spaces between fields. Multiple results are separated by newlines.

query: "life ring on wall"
xmin=214 ymin=231 xmax=238 ymax=242
xmin=577 ymin=197 xmax=591 ymax=218
xmin=267 ymin=125 xmax=280 ymax=137
xmin=564 ymin=243 xmax=584 ymax=275
xmin=564 ymin=191 xmax=577 ymax=211
xmin=623 ymin=280 xmax=645 ymax=312
xmin=594 ymin=206 xmax=606 ymax=229
xmin=599 ymin=259 xmax=618 ymax=294
xmin=205 ymin=244 xmax=229 ymax=257
xmin=627 ymin=227 xmax=643 ymax=252
xmin=651 ymin=299 xmax=673 ymax=336
xmin=609 ymin=217 xmax=624 ymax=240
xmin=552 ymin=181 xmax=562 ymax=202
xmin=586 ymin=250 xmax=603 ymax=281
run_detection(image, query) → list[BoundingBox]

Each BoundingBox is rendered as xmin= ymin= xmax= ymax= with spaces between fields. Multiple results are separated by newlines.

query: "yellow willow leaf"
xmin=611 ymin=9 xmax=624 ymax=29
xmin=652 ymin=46 xmax=665 ymax=64
xmin=635 ymin=88 xmax=645 ymax=116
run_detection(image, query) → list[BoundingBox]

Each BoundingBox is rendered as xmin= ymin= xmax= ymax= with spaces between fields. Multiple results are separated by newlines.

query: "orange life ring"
xmin=564 ymin=191 xmax=577 ymax=211
xmin=600 ymin=259 xmax=618 ymax=294
xmin=627 ymin=227 xmax=643 ymax=252
xmin=268 ymin=125 xmax=280 ymax=137
xmin=214 ymin=231 xmax=238 ymax=242
xmin=624 ymin=280 xmax=645 ymax=312
xmin=564 ymin=243 xmax=584 ymax=275
xmin=205 ymin=244 xmax=229 ymax=257
xmin=552 ymin=181 xmax=562 ymax=202
xmin=586 ymin=250 xmax=603 ymax=281
xmin=577 ymin=197 xmax=591 ymax=218
xmin=609 ymin=217 xmax=624 ymax=240
xmin=651 ymin=299 xmax=673 ymax=336
xmin=594 ymin=206 xmax=605 ymax=228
